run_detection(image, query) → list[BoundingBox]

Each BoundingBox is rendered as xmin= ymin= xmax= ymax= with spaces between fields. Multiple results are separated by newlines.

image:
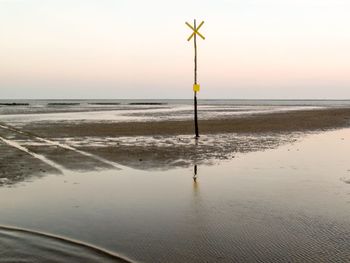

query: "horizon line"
xmin=1 ymin=98 xmax=350 ymax=101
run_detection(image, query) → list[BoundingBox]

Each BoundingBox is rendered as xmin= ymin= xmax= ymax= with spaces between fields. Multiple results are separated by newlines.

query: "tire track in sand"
xmin=0 ymin=124 xmax=123 ymax=171
xmin=0 ymin=136 xmax=65 ymax=173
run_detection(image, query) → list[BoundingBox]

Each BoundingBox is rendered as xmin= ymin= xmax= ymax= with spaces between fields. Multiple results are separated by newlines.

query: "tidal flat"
xmin=0 ymin=101 xmax=349 ymax=262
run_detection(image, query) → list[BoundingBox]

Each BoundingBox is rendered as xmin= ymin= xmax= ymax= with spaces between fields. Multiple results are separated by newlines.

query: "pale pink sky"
xmin=1 ymin=0 xmax=350 ymax=99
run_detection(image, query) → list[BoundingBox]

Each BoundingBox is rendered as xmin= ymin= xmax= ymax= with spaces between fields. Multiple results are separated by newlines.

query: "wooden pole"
xmin=193 ymin=19 xmax=199 ymax=138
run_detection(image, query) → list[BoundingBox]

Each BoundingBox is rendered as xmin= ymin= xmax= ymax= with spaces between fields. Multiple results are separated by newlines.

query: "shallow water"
xmin=0 ymin=129 xmax=350 ymax=262
xmin=0 ymin=226 xmax=129 ymax=263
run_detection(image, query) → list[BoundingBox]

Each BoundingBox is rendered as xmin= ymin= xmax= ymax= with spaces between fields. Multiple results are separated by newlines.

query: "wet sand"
xmin=18 ymin=107 xmax=350 ymax=137
xmin=0 ymin=141 xmax=59 ymax=186
xmin=1 ymin=106 xmax=350 ymax=262
xmin=0 ymin=107 xmax=350 ymax=183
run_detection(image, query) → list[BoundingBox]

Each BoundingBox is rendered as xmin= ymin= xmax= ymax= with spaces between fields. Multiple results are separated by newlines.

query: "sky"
xmin=1 ymin=0 xmax=350 ymax=99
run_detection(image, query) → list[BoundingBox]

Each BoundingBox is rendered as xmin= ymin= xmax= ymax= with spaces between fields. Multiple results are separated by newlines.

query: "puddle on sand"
xmin=0 ymin=129 xmax=349 ymax=262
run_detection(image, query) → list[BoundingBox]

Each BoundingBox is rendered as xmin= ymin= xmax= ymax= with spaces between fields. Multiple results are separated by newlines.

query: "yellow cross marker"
xmin=186 ymin=21 xmax=205 ymax=41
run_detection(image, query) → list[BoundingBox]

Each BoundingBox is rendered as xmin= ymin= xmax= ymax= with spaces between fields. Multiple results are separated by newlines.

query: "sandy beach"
xmin=1 ymin=102 xmax=350 ymax=262
xmin=20 ymin=107 xmax=350 ymax=136
xmin=0 ymin=106 xmax=350 ymax=182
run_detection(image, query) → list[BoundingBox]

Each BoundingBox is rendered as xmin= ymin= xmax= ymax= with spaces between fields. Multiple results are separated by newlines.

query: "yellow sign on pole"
xmin=193 ymin=84 xmax=200 ymax=92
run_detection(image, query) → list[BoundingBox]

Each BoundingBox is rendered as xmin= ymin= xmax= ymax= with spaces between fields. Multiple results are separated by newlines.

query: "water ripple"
xmin=0 ymin=225 xmax=133 ymax=263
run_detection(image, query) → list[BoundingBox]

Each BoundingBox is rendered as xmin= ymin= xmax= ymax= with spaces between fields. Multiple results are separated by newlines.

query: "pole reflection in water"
xmin=193 ymin=165 xmax=198 ymax=182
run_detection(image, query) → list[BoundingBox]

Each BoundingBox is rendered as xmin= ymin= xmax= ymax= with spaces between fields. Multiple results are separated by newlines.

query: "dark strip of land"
xmin=88 ymin=103 xmax=121 ymax=105
xmin=47 ymin=103 xmax=80 ymax=106
xmin=128 ymin=102 xmax=166 ymax=105
xmin=21 ymin=108 xmax=350 ymax=138
xmin=0 ymin=103 xmax=29 ymax=106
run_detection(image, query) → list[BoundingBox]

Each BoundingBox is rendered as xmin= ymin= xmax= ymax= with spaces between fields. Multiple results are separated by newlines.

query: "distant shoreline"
xmin=1 ymin=99 xmax=350 ymax=101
